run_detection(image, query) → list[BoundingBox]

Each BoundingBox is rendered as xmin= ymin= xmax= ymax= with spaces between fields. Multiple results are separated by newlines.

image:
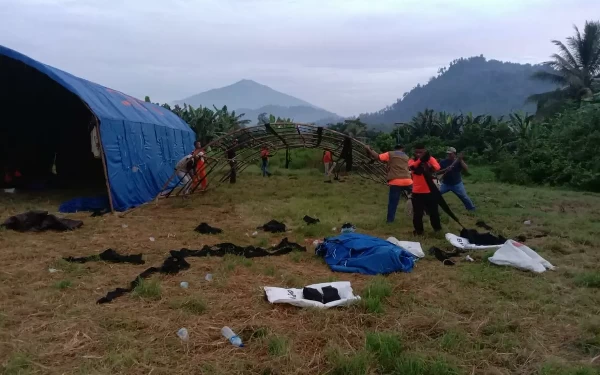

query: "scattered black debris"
xmin=90 ymin=208 xmax=111 ymax=217
xmin=98 ymin=238 xmax=305 ymax=304
xmin=194 ymin=222 xmax=223 ymax=235
xmin=515 ymin=235 xmax=528 ymax=243
xmin=475 ymin=220 xmax=494 ymax=231
xmin=429 ymin=247 xmax=461 ymax=266
xmin=258 ymin=220 xmax=286 ymax=233
xmin=64 ymin=249 xmax=145 ymax=265
xmin=341 ymin=223 xmax=356 ymax=233
xmin=303 ymin=216 xmax=320 ymax=225
xmin=2 ymin=210 xmax=82 ymax=232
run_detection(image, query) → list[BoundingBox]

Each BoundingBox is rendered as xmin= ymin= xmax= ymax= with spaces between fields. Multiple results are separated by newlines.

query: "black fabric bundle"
xmin=258 ymin=220 xmax=286 ymax=233
xmin=460 ymin=228 xmax=506 ymax=246
xmin=2 ymin=210 xmax=83 ymax=232
xmin=303 ymin=216 xmax=320 ymax=225
xmin=64 ymin=249 xmax=145 ymax=265
xmin=97 ymin=238 xmax=306 ymax=304
xmin=194 ymin=222 xmax=223 ymax=234
xmin=302 ymin=286 xmax=341 ymax=304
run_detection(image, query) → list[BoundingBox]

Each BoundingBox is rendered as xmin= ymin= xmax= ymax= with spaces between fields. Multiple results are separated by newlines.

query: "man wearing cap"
xmin=439 ymin=147 xmax=475 ymax=211
xmin=367 ymin=144 xmax=413 ymax=223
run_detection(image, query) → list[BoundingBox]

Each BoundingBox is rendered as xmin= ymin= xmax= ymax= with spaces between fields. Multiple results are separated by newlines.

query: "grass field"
xmin=1 ymin=166 xmax=600 ymax=375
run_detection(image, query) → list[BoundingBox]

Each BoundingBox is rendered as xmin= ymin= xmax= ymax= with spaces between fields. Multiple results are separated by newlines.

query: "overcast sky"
xmin=1 ymin=0 xmax=599 ymax=116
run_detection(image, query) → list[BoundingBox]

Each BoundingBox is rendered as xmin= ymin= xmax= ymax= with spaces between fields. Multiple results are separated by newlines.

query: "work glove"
xmin=420 ymin=151 xmax=431 ymax=163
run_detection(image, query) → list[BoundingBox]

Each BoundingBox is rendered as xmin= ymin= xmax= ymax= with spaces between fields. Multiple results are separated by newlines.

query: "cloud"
xmin=1 ymin=0 xmax=599 ymax=115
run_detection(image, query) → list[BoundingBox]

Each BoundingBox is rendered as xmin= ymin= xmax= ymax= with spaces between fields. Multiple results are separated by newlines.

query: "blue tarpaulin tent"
xmin=0 ymin=45 xmax=195 ymax=211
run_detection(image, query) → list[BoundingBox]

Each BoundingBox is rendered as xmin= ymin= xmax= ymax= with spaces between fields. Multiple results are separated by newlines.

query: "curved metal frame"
xmin=162 ymin=122 xmax=388 ymax=197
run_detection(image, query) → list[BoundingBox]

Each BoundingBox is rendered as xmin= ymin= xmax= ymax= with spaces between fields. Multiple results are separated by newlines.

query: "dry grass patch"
xmin=1 ymin=171 xmax=600 ymax=374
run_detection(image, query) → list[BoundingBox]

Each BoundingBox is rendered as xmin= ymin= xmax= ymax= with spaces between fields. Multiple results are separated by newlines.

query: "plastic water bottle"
xmin=177 ymin=328 xmax=189 ymax=341
xmin=221 ymin=326 xmax=243 ymax=347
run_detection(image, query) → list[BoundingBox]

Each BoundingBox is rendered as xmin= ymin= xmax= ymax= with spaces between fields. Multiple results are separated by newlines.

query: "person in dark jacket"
xmin=439 ymin=147 xmax=475 ymax=211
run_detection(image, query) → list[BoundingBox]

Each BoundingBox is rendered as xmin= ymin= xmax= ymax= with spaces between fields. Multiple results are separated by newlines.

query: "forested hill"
xmin=359 ymin=56 xmax=556 ymax=126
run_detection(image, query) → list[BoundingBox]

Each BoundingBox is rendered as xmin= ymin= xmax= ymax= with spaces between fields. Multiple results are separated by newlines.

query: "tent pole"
xmin=95 ymin=120 xmax=115 ymax=213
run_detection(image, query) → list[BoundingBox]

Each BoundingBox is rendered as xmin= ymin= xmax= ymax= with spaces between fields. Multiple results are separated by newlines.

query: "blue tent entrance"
xmin=0 ymin=45 xmax=195 ymax=211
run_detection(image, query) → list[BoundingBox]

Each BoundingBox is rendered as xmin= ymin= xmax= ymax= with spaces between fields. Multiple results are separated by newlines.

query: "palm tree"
xmin=528 ymin=20 xmax=600 ymax=113
xmin=343 ymin=118 xmax=367 ymax=138
xmin=408 ymin=109 xmax=438 ymax=138
xmin=213 ymin=105 xmax=251 ymax=132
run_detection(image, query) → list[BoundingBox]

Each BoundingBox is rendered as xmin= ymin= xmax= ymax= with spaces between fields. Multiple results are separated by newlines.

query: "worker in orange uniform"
xmin=323 ymin=148 xmax=333 ymax=182
xmin=260 ymin=146 xmax=272 ymax=177
xmin=367 ymin=144 xmax=413 ymax=223
xmin=408 ymin=144 xmax=441 ymax=235
xmin=192 ymin=141 xmax=207 ymax=191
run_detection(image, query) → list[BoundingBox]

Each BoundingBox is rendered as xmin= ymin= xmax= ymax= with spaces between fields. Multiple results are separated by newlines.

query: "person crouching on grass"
xmin=367 ymin=144 xmax=413 ymax=223
xmin=408 ymin=144 xmax=442 ymax=235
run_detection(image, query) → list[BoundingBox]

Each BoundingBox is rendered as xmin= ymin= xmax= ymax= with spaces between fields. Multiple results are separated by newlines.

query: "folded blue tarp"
xmin=316 ymin=233 xmax=416 ymax=275
xmin=59 ymin=196 xmax=109 ymax=213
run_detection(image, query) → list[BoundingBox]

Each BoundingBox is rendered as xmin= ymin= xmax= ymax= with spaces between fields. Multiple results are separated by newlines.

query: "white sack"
xmin=386 ymin=237 xmax=425 ymax=258
xmin=445 ymin=233 xmax=503 ymax=250
xmin=264 ymin=281 xmax=360 ymax=309
xmin=488 ymin=240 xmax=555 ymax=273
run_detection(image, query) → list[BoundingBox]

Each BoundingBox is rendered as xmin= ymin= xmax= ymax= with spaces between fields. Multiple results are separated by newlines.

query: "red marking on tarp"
xmin=121 ymin=100 xmax=131 ymax=106
xmin=150 ymin=106 xmax=164 ymax=115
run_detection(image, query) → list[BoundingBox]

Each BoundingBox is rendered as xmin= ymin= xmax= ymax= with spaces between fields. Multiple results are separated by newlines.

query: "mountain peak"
xmin=173 ymin=80 xmax=318 ymax=111
xmin=234 ymin=79 xmax=260 ymax=85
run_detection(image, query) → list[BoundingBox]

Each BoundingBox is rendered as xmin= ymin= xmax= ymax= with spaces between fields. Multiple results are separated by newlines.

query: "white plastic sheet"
xmin=263 ymin=281 xmax=360 ymax=309
xmin=489 ymin=240 xmax=555 ymax=273
xmin=386 ymin=237 xmax=425 ymax=258
xmin=445 ymin=233 xmax=503 ymax=250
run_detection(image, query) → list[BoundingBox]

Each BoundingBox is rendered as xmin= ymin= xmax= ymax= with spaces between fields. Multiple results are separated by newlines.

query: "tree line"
xmin=147 ymin=20 xmax=600 ymax=191
xmin=327 ymin=21 xmax=600 ymax=192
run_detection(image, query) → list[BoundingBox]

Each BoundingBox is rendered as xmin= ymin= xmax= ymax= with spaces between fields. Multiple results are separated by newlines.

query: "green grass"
xmin=392 ymin=355 xmax=460 ymax=375
xmin=574 ymin=272 xmax=600 ymax=288
xmin=170 ymin=297 xmax=208 ymax=315
xmin=540 ymin=363 xmax=600 ymax=375
xmin=3 ymin=172 xmax=600 ymax=374
xmin=438 ymin=330 xmax=468 ymax=351
xmin=289 ymin=251 xmax=303 ymax=263
xmin=53 ymin=279 xmax=72 ymax=290
xmin=51 ymin=259 xmax=86 ymax=276
xmin=267 ymin=335 xmax=290 ymax=357
xmin=327 ymin=348 xmax=372 ymax=375
xmin=222 ymin=254 xmax=253 ymax=271
xmin=132 ymin=278 xmax=161 ymax=300
xmin=2 ymin=352 xmax=31 ymax=375
xmin=365 ymin=332 xmax=403 ymax=371
xmin=361 ymin=276 xmax=392 ymax=314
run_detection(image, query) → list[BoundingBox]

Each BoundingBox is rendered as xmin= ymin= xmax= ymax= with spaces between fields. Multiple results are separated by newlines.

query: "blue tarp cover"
xmin=316 ymin=233 xmax=416 ymax=275
xmin=59 ymin=196 xmax=110 ymax=213
xmin=0 ymin=45 xmax=195 ymax=211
